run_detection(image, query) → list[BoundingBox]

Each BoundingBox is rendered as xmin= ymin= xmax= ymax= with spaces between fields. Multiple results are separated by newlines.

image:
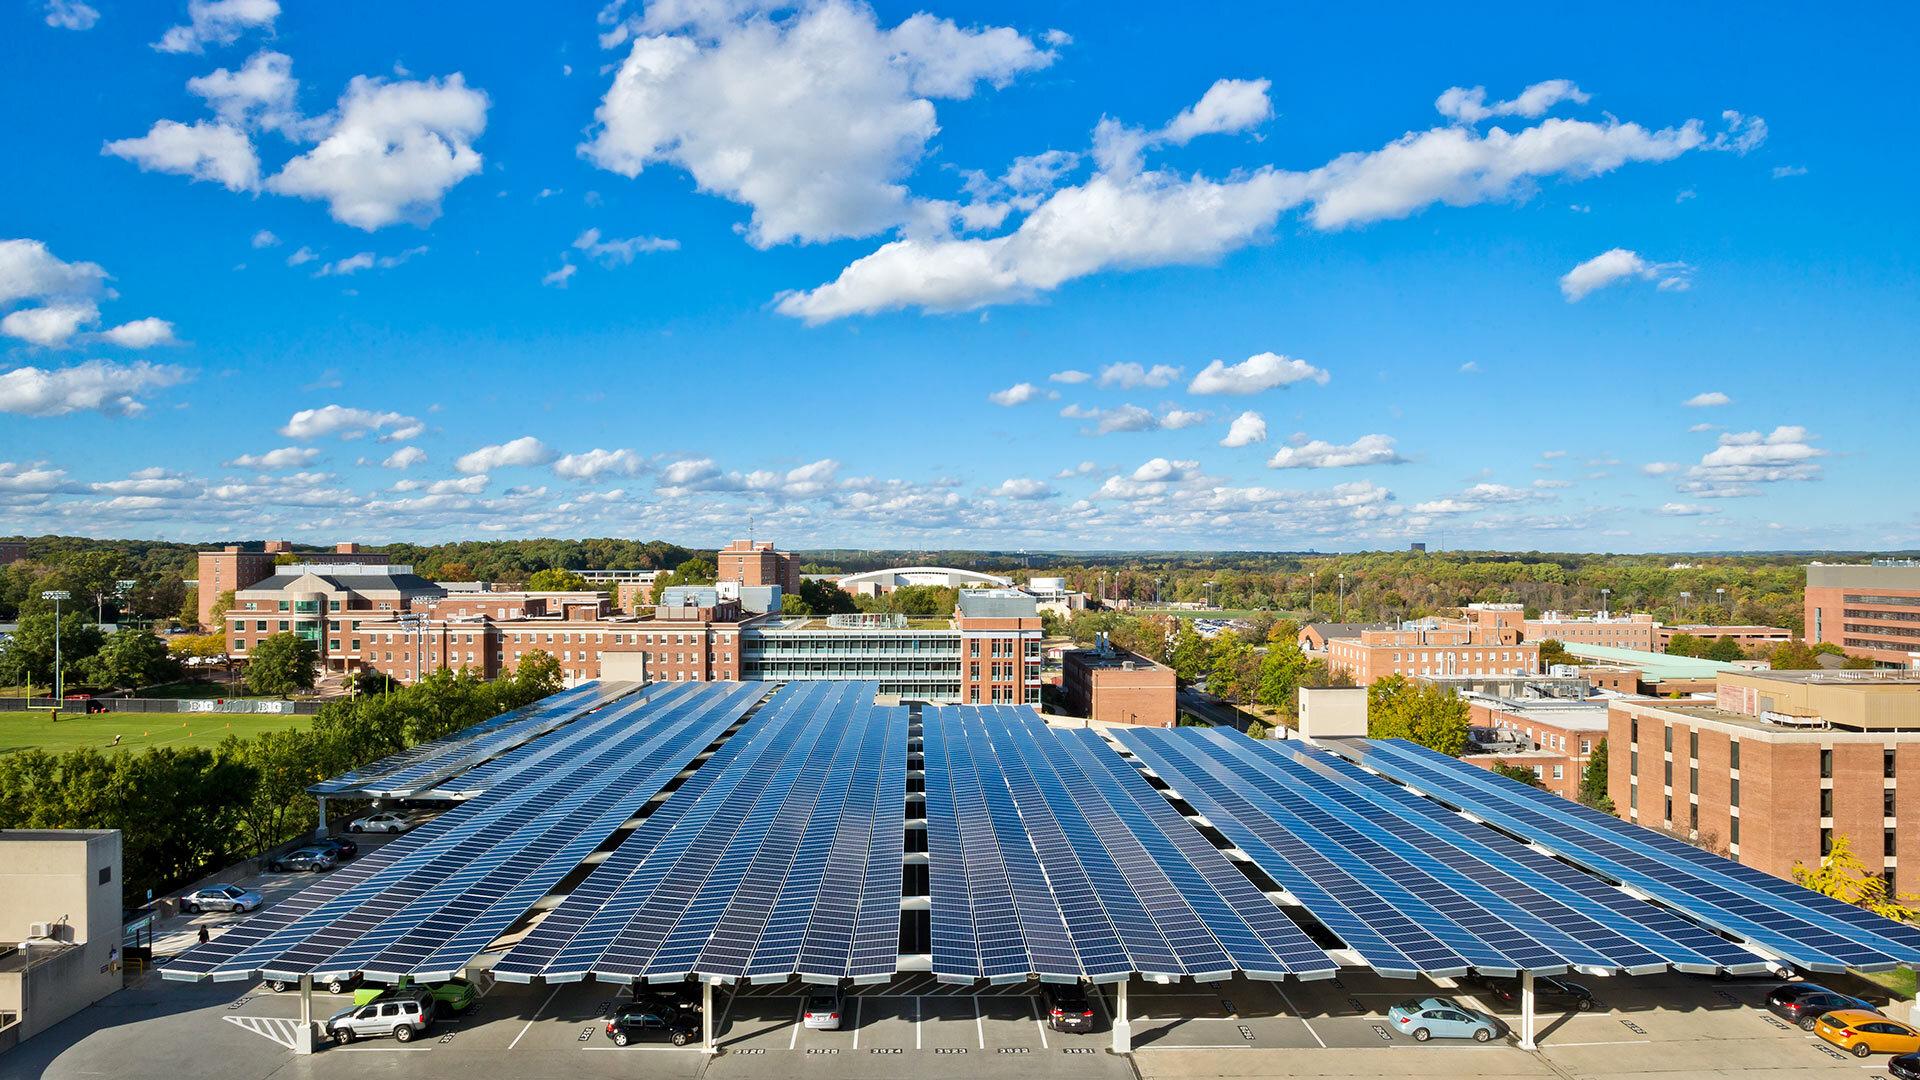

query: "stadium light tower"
xmin=41 ymin=590 xmax=71 ymax=704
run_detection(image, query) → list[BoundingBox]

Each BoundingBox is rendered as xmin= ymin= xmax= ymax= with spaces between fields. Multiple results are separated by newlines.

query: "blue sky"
xmin=2 ymin=0 xmax=1914 ymax=551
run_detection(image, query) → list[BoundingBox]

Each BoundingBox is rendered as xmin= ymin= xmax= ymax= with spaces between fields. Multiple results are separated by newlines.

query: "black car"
xmin=1890 ymin=1051 xmax=1920 ymax=1080
xmin=1765 ymin=983 xmax=1880 ymax=1031
xmin=312 ymin=836 xmax=359 ymax=860
xmin=632 ymin=983 xmax=701 ymax=1015
xmin=1465 ymin=973 xmax=1594 ymax=1011
xmin=605 ymin=1005 xmax=698 ymax=1047
xmin=1041 ymin=982 xmax=1096 ymax=1033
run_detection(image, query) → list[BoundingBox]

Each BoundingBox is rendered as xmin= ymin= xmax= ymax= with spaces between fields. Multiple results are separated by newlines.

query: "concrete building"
xmin=1524 ymin=611 xmax=1659 ymax=652
xmin=835 ymin=565 xmax=1011 ymax=598
xmin=1806 ymin=560 xmax=1920 ymax=667
xmin=195 ymin=541 xmax=380 ymax=627
xmin=575 ymin=570 xmax=662 ymax=612
xmin=1019 ymin=576 xmax=1086 ymax=616
xmin=1326 ymin=617 xmax=1539 ymax=686
xmin=716 ymin=540 xmax=800 ymax=594
xmin=1060 ymin=637 xmax=1177 ymax=727
xmin=1610 ymin=669 xmax=1920 ymax=888
xmin=0 ymin=830 xmax=123 ymax=1049
xmin=1656 ymin=624 xmax=1794 ymax=652
xmin=1463 ymin=696 xmax=1610 ymax=800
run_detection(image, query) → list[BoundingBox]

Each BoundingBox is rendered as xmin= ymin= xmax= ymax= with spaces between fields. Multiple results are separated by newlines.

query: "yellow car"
xmin=1814 ymin=1009 xmax=1920 ymax=1058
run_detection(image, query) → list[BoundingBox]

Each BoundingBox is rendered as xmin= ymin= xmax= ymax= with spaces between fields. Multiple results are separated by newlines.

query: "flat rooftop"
xmin=1563 ymin=642 xmax=1746 ymax=681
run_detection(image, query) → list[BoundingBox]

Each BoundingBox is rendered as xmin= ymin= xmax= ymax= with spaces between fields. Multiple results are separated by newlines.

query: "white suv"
xmin=326 ymin=991 xmax=433 ymax=1043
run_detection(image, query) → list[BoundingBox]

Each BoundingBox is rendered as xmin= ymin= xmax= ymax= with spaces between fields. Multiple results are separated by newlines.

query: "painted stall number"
xmin=1371 ymin=1024 xmax=1394 ymax=1042
xmin=1761 ymin=1015 xmax=1790 ymax=1030
xmin=934 ymin=1047 xmax=969 ymax=1054
xmin=870 ymin=1047 xmax=902 ymax=1054
xmin=577 ymin=1027 xmax=594 ymax=1042
xmin=735 ymin=1048 xmax=766 ymax=1054
xmin=438 ymin=1032 xmax=455 ymax=1044
xmin=1811 ymin=1043 xmax=1847 ymax=1061
xmin=1237 ymin=1025 xmax=1255 ymax=1042
xmin=1346 ymin=997 xmax=1366 ymax=1013
xmin=1063 ymin=1047 xmax=1097 ymax=1054
xmin=998 ymin=1047 xmax=1031 ymax=1054
xmin=1619 ymin=1019 xmax=1647 ymax=1035
xmin=805 ymin=1047 xmax=838 ymax=1055
xmin=1220 ymin=998 xmax=1237 ymax=1015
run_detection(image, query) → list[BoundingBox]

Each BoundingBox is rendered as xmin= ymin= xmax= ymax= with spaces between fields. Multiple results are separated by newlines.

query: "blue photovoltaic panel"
xmin=164 ymin=681 xmax=762 ymax=984
xmin=1342 ymin=738 xmax=1920 ymax=974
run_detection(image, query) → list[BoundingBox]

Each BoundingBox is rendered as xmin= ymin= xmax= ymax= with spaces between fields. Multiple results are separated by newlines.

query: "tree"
xmin=655 ymin=557 xmax=718 ymax=592
xmin=1254 ymin=639 xmax=1310 ymax=716
xmin=1578 ymin=737 xmax=1615 ymax=813
xmin=526 ymin=567 xmax=590 ymax=592
xmin=513 ymin=649 xmax=562 ymax=698
xmin=177 ymin=585 xmax=201 ymax=629
xmin=1664 ymin=632 xmax=1703 ymax=657
xmin=1367 ymin=674 xmax=1470 ymax=756
xmin=1792 ymin=834 xmax=1917 ymax=921
xmin=1537 ymin=639 xmax=1572 ymax=667
xmin=77 ymin=629 xmax=180 ymax=691
xmin=1169 ymin=621 xmax=1210 ymax=684
xmin=124 ymin=572 xmax=187 ymax=624
xmin=1206 ymin=634 xmax=1259 ymax=703
xmin=1705 ymin=636 xmax=1745 ymax=662
xmin=0 ymin=610 xmax=105 ymax=687
xmin=797 ymin=578 xmax=856 ymax=616
xmin=1765 ymin=641 xmax=1823 ymax=670
xmin=1492 ymin=762 xmax=1543 ymax=787
xmin=208 ymin=588 xmax=236 ymax=627
xmin=1245 ymin=720 xmax=1271 ymax=740
xmin=244 ymin=632 xmax=318 ymax=697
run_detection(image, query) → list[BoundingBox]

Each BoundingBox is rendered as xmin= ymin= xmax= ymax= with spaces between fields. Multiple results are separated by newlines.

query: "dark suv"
xmin=312 ymin=836 xmax=359 ymax=861
xmin=1766 ymin=983 xmax=1880 ymax=1031
xmin=1464 ymin=973 xmax=1594 ymax=1011
xmin=1041 ymin=982 xmax=1096 ymax=1033
xmin=605 ymin=1005 xmax=698 ymax=1047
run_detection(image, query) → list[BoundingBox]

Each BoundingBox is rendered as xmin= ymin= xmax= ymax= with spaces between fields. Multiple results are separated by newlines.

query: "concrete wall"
xmin=1299 ymin=688 xmax=1368 ymax=740
xmin=0 ymin=831 xmax=123 ymax=1043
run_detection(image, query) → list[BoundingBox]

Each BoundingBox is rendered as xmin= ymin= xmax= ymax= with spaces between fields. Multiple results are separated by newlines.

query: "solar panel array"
xmin=923 ymin=706 xmax=1337 ymax=984
xmin=1114 ymin=728 xmax=1776 ymax=979
xmin=495 ymin=680 xmax=906 ymax=985
xmin=1338 ymin=738 xmax=1920 ymax=974
xmin=165 ymin=681 xmax=762 ymax=984
xmin=307 ymin=679 xmax=641 ymax=799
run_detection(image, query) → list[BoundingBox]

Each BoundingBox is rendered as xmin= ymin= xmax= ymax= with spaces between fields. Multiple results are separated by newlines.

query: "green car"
xmin=353 ymin=977 xmax=477 ymax=1013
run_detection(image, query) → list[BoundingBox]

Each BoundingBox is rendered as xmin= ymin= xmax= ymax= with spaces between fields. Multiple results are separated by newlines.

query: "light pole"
xmin=1679 ymin=591 xmax=1691 ymax=622
xmin=1715 ymin=587 xmax=1728 ymax=623
xmin=1600 ymin=588 xmax=1611 ymax=619
xmin=1337 ymin=573 xmax=1346 ymax=620
xmin=41 ymin=590 xmax=70 ymax=706
xmin=1204 ymin=580 xmax=1215 ymax=610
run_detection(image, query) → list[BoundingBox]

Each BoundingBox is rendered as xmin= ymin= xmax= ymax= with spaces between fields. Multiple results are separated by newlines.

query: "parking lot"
xmin=9 ymin=959 xmax=1918 ymax=1080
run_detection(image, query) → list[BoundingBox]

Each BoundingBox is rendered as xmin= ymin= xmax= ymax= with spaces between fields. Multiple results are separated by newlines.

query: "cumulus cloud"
xmin=1131 ymin=457 xmax=1200 ymax=482
xmin=1048 ymin=369 xmax=1091 ymax=384
xmin=1772 ymin=164 xmax=1808 ymax=179
xmin=1061 ymin=403 xmax=1208 ymax=435
xmin=155 ymin=0 xmax=278 ymax=53
xmin=97 ymin=316 xmax=179 ymax=348
xmin=1188 ymin=351 xmax=1329 ymax=395
xmin=1684 ymin=390 xmax=1730 ymax=407
xmin=0 ymin=359 xmax=189 ymax=417
xmin=1159 ymin=78 xmax=1274 ymax=145
xmin=381 ymin=445 xmax=427 ymax=469
xmin=1658 ymin=502 xmax=1716 ymax=516
xmin=2 ymin=239 xmax=172 ymax=349
xmin=991 ymin=477 xmax=1055 ymax=500
xmin=1686 ymin=425 xmax=1825 ymax=484
xmin=1 ymin=305 xmax=97 ymax=347
xmin=280 ymin=404 xmax=424 ymax=441
xmin=455 ymin=435 xmax=556 ymax=474
xmin=988 ymin=381 xmax=1052 ymax=406
xmin=1435 ymin=79 xmax=1589 ymax=125
xmin=44 ymin=0 xmax=99 ymax=30
xmin=1098 ymin=362 xmax=1181 ymax=389
xmin=251 ymin=229 xmax=279 ymax=248
xmin=104 ymin=119 xmax=262 ymax=191
xmin=553 ymin=447 xmax=644 ymax=481
xmin=1220 ymin=410 xmax=1267 ymax=447
xmin=572 ymin=227 xmax=679 ymax=265
xmin=0 ymin=461 xmax=71 ymax=493
xmin=1267 ymin=433 xmax=1406 ymax=470
xmin=585 ymin=0 xmax=1055 ymax=247
xmin=313 ymin=247 xmax=425 ymax=277
xmin=188 ymin=50 xmax=306 ymax=135
xmin=541 ymin=263 xmax=578 ymax=288
xmin=225 ymin=446 xmax=320 ymax=469
xmin=1559 ymin=248 xmax=1692 ymax=301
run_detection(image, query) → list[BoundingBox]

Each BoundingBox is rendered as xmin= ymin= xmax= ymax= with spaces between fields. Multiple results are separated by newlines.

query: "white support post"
xmin=297 ymin=973 xmax=316 ymax=1055
xmin=1110 ymin=981 xmax=1132 ymax=1055
xmin=1519 ymin=970 xmax=1536 ymax=1050
xmin=703 ymin=981 xmax=716 ymax=1055
xmin=315 ymin=796 xmax=328 ymax=839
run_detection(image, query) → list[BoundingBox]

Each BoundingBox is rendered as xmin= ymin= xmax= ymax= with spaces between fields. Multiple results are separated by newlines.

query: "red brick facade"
xmin=1061 ymin=647 xmax=1176 ymax=726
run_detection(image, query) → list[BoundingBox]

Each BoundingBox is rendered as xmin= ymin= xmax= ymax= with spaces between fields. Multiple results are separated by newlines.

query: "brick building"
xmin=716 ymin=540 xmax=800 ymax=593
xmin=1060 ymin=638 xmax=1177 ymax=727
xmin=1326 ymin=616 xmax=1539 ymax=686
xmin=1655 ymin=624 xmax=1793 ymax=652
xmin=576 ymin=570 xmax=663 ymax=613
xmin=0 ymin=540 xmax=26 ymax=565
xmin=1463 ymin=696 xmax=1610 ymax=800
xmin=1806 ymin=560 xmax=1920 ymax=667
xmin=1524 ymin=611 xmax=1658 ymax=652
xmin=195 ymin=541 xmax=379 ymax=628
xmin=1297 ymin=621 xmax=1393 ymax=654
xmin=1609 ymin=668 xmax=1920 ymax=887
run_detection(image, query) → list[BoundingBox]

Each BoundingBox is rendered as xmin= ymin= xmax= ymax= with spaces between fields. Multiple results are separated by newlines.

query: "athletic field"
xmin=0 ymin=709 xmax=314 ymax=754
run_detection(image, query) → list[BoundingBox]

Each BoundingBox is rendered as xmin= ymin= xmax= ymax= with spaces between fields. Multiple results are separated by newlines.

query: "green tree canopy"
xmin=0 ymin=610 xmax=105 ymax=687
xmin=1792 ymin=834 xmax=1916 ymax=921
xmin=1366 ymin=674 xmax=1470 ymax=756
xmin=77 ymin=628 xmax=180 ymax=691
xmin=1705 ymin=636 xmax=1746 ymax=662
xmin=244 ymin=632 xmax=318 ymax=697
xmin=526 ymin=567 xmax=590 ymax=592
xmin=1492 ymin=762 xmax=1544 ymax=787
xmin=1578 ymin=737 xmax=1615 ymax=813
xmin=1537 ymin=639 xmax=1572 ymax=667
xmin=655 ymin=557 xmax=718 ymax=592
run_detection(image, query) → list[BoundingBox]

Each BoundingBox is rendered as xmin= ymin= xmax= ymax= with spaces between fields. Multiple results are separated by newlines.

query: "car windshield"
xmin=1392 ymin=999 xmax=1422 ymax=1012
xmin=805 ymin=996 xmax=837 ymax=1011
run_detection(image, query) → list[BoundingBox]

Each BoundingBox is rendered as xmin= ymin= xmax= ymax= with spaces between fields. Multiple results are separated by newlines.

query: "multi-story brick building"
xmin=717 ymin=539 xmax=800 ymax=593
xmin=1655 ymin=624 xmax=1793 ymax=653
xmin=1463 ymin=695 xmax=1610 ymax=800
xmin=225 ymin=562 xmax=445 ymax=670
xmin=196 ymin=541 xmax=379 ymax=628
xmin=0 ymin=540 xmax=27 ymax=565
xmin=1524 ymin=611 xmax=1658 ymax=652
xmin=1806 ymin=560 xmax=1920 ymax=667
xmin=1326 ymin=616 xmax=1539 ymax=686
xmin=576 ymin=569 xmax=663 ymax=613
xmin=1609 ymin=668 xmax=1920 ymax=887
xmin=1061 ymin=638 xmax=1177 ymax=727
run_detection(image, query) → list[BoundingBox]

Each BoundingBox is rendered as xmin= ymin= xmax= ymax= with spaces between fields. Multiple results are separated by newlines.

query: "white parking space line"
xmin=1272 ymin=983 xmax=1325 ymax=1049
xmin=851 ymin=997 xmax=861 ymax=1050
xmin=788 ymin=1000 xmax=803 ymax=1050
xmin=1028 ymin=996 xmax=1049 ymax=1050
xmin=974 ymin=997 xmax=984 ymax=1049
xmin=915 ymin=996 xmax=922 ymax=1050
xmin=507 ymin=986 xmax=561 ymax=1051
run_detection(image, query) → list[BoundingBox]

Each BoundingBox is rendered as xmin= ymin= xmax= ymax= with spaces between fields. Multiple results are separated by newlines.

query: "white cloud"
xmin=1160 ymin=407 xmax=1207 ymax=430
xmin=1061 ymin=403 xmax=1208 ymax=435
xmin=2 ymin=305 xmax=97 ymax=346
xmin=1187 ymin=351 xmax=1329 ymax=395
xmin=1048 ymin=369 xmax=1090 ymax=384
xmin=1220 ymin=410 xmax=1267 ymax=448
xmin=1131 ymin=457 xmax=1199 ymax=482
xmin=1658 ymin=502 xmax=1716 ymax=517
xmin=1001 ymin=150 xmax=1080 ymax=193
xmin=280 ymin=404 xmax=424 ymax=441
xmin=1267 ymin=434 xmax=1405 ymax=469
xmin=1160 ymin=78 xmax=1274 ymax=144
xmin=0 ymin=359 xmax=189 ymax=416
xmin=0 ymin=462 xmax=71 ymax=493
xmin=381 ymin=445 xmax=427 ymax=469
xmin=250 ymin=229 xmax=279 ymax=248
xmin=226 ymin=446 xmax=320 ymax=469
xmin=188 ymin=50 xmax=305 ymax=135
xmin=103 ymin=119 xmax=261 ymax=192
xmin=455 ymin=435 xmax=555 ymax=474
xmin=988 ymin=381 xmax=1051 ymax=406
xmin=991 ymin=477 xmax=1054 ymax=500
xmin=1684 ymin=390 xmax=1730 ymax=407
xmin=1412 ymin=498 xmax=1478 ymax=515
xmin=268 ymin=74 xmax=490 ymax=230
xmin=553 ymin=447 xmax=644 ymax=481
xmin=573 ymin=227 xmax=679 ymax=264
xmin=317 ymin=252 xmax=375 ymax=276
xmin=44 ymin=0 xmax=99 ymax=30
xmin=1559 ymin=248 xmax=1692 ymax=301
xmin=1641 ymin=462 xmax=1683 ymax=476
xmin=0 ymin=238 xmax=107 ymax=306
xmin=585 ymin=0 xmax=1054 ymax=247
xmin=1772 ymin=164 xmax=1808 ymax=179
xmin=94 ymin=317 xmax=178 ymax=348
xmin=155 ymin=0 xmax=278 ymax=53
xmin=1687 ymin=425 xmax=1825 ymax=484
xmin=1098 ymin=362 xmax=1181 ymax=389
xmin=1688 ymin=422 xmax=1716 ymax=433
xmin=1056 ymin=460 xmax=1097 ymax=478
xmin=1435 ymin=79 xmax=1589 ymax=125
xmin=541 ymin=263 xmax=578 ymax=288
xmin=285 ymin=246 xmax=318 ymax=266
xmin=1459 ymin=361 xmax=1481 ymax=373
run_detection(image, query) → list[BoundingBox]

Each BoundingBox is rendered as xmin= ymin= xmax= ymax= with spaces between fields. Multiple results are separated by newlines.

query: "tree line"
xmin=0 ymin=654 xmax=561 ymax=907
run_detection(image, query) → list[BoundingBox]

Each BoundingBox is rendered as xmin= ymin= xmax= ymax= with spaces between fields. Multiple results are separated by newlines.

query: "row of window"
xmin=1844 ymin=594 xmax=1920 ymax=608
xmin=1846 ymin=608 xmax=1920 ymax=623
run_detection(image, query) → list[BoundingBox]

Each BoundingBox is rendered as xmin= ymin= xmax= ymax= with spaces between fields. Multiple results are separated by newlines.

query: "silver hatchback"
xmin=326 ymin=991 xmax=433 ymax=1044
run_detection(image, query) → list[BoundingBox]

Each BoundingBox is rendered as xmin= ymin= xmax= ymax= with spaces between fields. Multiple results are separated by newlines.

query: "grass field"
xmin=0 ymin=709 xmax=313 ymax=754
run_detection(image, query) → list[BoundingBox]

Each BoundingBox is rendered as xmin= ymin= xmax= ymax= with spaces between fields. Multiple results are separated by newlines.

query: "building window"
xmin=1688 ymin=732 xmax=1698 ymax=760
xmin=1630 ymin=750 xmax=1638 ymax=774
xmin=1730 ymin=816 xmax=1740 ymax=846
xmin=99 ymin=866 xmax=112 ymax=885
xmin=1821 ymin=749 xmax=1833 ymax=779
xmin=1889 ymin=749 xmax=1899 ymax=780
xmin=1730 ymin=777 xmax=1739 ymax=805
xmin=1730 ymin=740 xmax=1740 ymax=770
xmin=1689 ymin=767 xmax=1698 ymax=793
xmin=1888 ymin=790 xmax=1899 ymax=817
xmin=1630 ymin=718 xmax=1639 ymax=743
xmin=1663 ymin=727 xmax=1673 ymax=752
xmin=1888 ymin=828 xmax=1898 ymax=857
xmin=1664 ymin=797 xmax=1673 ymax=823
xmin=1664 ymin=761 xmax=1672 ymax=787
xmin=1629 ymin=782 xmax=1638 ymax=811
xmin=1689 ymin=803 xmax=1698 ymax=830
xmin=1821 ymin=789 xmax=1834 ymax=817
xmin=1821 ymin=828 xmax=1834 ymax=856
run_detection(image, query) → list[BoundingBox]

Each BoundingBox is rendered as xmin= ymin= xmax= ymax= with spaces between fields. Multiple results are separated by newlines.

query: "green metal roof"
xmin=1562 ymin=642 xmax=1744 ymax=681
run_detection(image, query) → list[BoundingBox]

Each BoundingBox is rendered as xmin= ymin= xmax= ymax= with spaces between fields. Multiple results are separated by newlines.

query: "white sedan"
xmin=180 ymin=884 xmax=262 ymax=914
xmin=348 ymin=811 xmax=413 ymax=834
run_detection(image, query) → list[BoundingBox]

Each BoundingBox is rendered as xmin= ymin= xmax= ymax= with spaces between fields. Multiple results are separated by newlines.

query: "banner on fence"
xmin=183 ymin=699 xmax=296 ymax=714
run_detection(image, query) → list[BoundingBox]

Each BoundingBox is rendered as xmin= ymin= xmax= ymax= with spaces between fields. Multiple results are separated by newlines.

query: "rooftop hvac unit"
xmin=28 ymin=922 xmax=53 ymax=939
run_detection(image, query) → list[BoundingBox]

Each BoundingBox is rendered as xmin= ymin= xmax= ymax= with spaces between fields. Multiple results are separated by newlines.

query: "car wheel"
xmin=336 ymin=1029 xmax=354 ymax=1044
xmin=349 ymin=825 xmax=361 ymax=833
xmin=267 ymin=980 xmax=288 ymax=993
xmin=327 ymin=979 xmax=347 ymax=995
xmin=1473 ymin=1028 xmax=1492 ymax=1043
xmin=394 ymin=1025 xmax=413 ymax=1043
xmin=1576 ymin=998 xmax=1593 ymax=1012
xmin=181 ymin=901 xmax=196 ymax=914
xmin=671 ymin=1032 xmax=690 ymax=1046
xmin=1412 ymin=1028 xmax=1430 ymax=1042
xmin=1852 ymin=1042 xmax=1872 ymax=1058
xmin=1799 ymin=1016 xmax=1819 ymax=1031
xmin=613 ymin=1031 xmax=629 ymax=1047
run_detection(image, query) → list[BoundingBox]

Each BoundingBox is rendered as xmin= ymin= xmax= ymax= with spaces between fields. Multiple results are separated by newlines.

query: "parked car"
xmin=632 ymin=983 xmax=701 ymax=1016
xmin=311 ymin=836 xmax=359 ymax=860
xmin=179 ymin=884 xmax=262 ymax=914
xmin=802 ymin=990 xmax=843 ymax=1030
xmin=1814 ymin=1010 xmax=1920 ymax=1058
xmin=1388 ymin=997 xmax=1502 ymax=1042
xmin=1041 ymin=982 xmax=1095 ymax=1033
xmin=265 ymin=846 xmax=337 ymax=873
xmin=1766 ymin=983 xmax=1881 ymax=1031
xmin=325 ymin=990 xmax=434 ymax=1044
xmin=356 ymin=978 xmax=477 ymax=1014
xmin=605 ymin=1004 xmax=698 ymax=1047
xmin=1889 ymin=1050 xmax=1920 ymax=1079
xmin=265 ymin=973 xmax=359 ymax=995
xmin=349 ymin=810 xmax=413 ymax=834
xmin=1464 ymin=973 xmax=1595 ymax=1011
